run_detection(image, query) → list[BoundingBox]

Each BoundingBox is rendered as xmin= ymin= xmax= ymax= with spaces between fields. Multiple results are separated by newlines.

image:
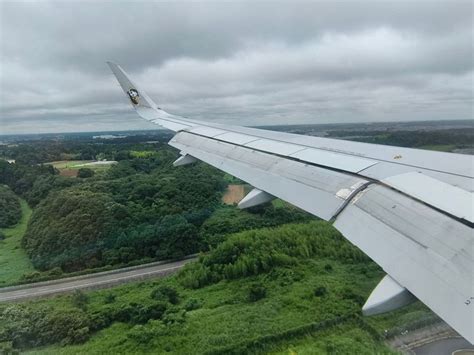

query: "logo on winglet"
xmin=127 ymin=88 xmax=140 ymax=105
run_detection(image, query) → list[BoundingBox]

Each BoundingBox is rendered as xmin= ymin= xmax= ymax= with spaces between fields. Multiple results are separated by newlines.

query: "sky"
xmin=0 ymin=1 xmax=472 ymax=134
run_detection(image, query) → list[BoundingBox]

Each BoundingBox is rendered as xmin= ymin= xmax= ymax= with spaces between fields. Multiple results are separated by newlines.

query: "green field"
xmin=130 ymin=150 xmax=157 ymax=158
xmin=0 ymin=199 xmax=35 ymax=286
xmin=419 ymin=144 xmax=457 ymax=152
xmin=46 ymin=160 xmax=93 ymax=169
xmin=47 ymin=160 xmax=116 ymax=171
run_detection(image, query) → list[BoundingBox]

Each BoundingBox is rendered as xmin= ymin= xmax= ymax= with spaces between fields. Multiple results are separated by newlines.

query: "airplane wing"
xmin=107 ymin=62 xmax=474 ymax=343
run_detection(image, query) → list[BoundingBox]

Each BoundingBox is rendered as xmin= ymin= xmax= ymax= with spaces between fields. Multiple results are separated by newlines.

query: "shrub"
xmin=114 ymin=302 xmax=168 ymax=324
xmin=0 ymin=341 xmax=17 ymax=355
xmin=0 ymin=305 xmax=91 ymax=349
xmin=150 ymin=285 xmax=179 ymax=304
xmin=162 ymin=308 xmax=186 ymax=325
xmin=126 ymin=324 xmax=153 ymax=344
xmin=47 ymin=267 xmax=63 ymax=277
xmin=19 ymin=271 xmax=42 ymax=282
xmin=104 ymin=293 xmax=116 ymax=304
xmin=341 ymin=288 xmax=364 ymax=306
xmin=144 ymin=302 xmax=168 ymax=323
xmin=247 ymin=283 xmax=267 ymax=302
xmin=324 ymin=263 xmax=333 ymax=272
xmin=184 ymin=298 xmax=202 ymax=311
xmin=71 ymin=290 xmax=89 ymax=310
xmin=314 ymin=286 xmax=327 ymax=297
xmin=77 ymin=168 xmax=94 ymax=178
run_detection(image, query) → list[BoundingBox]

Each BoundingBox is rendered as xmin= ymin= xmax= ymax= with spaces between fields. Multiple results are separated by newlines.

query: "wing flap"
xmin=383 ymin=172 xmax=474 ymax=223
xmin=334 ymin=185 xmax=473 ymax=343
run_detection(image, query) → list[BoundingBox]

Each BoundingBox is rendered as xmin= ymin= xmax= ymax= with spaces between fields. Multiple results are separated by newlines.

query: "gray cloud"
xmin=0 ymin=1 xmax=472 ymax=134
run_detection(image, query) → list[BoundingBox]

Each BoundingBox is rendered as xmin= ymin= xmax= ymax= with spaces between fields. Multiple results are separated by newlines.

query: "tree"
xmin=22 ymin=189 xmax=124 ymax=271
xmin=0 ymin=185 xmax=21 ymax=228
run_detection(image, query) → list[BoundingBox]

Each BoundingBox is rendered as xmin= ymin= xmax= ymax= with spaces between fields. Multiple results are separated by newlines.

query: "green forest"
xmin=0 ymin=134 xmax=310 ymax=280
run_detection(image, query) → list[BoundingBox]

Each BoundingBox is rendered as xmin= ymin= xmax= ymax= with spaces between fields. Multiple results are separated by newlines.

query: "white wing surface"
xmin=107 ymin=62 xmax=474 ymax=343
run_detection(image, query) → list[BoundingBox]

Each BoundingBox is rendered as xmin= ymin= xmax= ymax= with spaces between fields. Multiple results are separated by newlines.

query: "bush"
xmin=0 ymin=305 xmax=91 ymax=349
xmin=126 ymin=324 xmax=153 ymax=344
xmin=247 ymin=283 xmax=267 ymax=302
xmin=77 ymin=168 xmax=94 ymax=178
xmin=104 ymin=293 xmax=116 ymax=304
xmin=0 ymin=341 xmax=17 ymax=355
xmin=184 ymin=298 xmax=202 ymax=311
xmin=150 ymin=285 xmax=179 ymax=304
xmin=341 ymin=288 xmax=365 ymax=306
xmin=71 ymin=290 xmax=89 ymax=310
xmin=314 ymin=286 xmax=327 ymax=297
xmin=114 ymin=302 xmax=168 ymax=324
xmin=162 ymin=308 xmax=186 ymax=325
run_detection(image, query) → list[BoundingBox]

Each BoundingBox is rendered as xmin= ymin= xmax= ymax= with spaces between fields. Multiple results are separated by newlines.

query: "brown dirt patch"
xmin=59 ymin=169 xmax=78 ymax=177
xmin=222 ymin=184 xmax=245 ymax=205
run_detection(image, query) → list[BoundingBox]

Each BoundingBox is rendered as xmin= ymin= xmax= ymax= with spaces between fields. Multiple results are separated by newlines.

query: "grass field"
xmin=45 ymin=160 xmax=117 ymax=177
xmin=0 ymin=199 xmax=35 ymax=286
xmin=46 ymin=160 xmax=93 ymax=169
xmin=419 ymin=144 xmax=457 ymax=152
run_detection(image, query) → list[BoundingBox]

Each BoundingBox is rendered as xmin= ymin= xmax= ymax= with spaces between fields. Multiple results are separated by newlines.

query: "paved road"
xmin=0 ymin=257 xmax=196 ymax=302
xmin=413 ymin=337 xmax=474 ymax=355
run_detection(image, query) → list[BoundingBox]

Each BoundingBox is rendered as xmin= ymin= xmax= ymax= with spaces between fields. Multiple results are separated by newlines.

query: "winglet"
xmin=107 ymin=62 xmax=158 ymax=110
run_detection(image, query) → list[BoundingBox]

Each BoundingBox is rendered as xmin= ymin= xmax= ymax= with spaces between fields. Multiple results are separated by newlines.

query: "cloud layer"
xmin=0 ymin=1 xmax=472 ymax=134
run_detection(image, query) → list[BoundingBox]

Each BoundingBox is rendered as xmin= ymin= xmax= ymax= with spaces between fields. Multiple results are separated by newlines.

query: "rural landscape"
xmin=0 ymin=120 xmax=472 ymax=354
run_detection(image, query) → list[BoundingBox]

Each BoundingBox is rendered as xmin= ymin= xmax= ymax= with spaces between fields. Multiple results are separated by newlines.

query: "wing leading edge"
xmin=107 ymin=62 xmax=474 ymax=343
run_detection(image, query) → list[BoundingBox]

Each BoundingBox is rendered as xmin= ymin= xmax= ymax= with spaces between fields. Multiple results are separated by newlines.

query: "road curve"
xmin=0 ymin=257 xmax=196 ymax=303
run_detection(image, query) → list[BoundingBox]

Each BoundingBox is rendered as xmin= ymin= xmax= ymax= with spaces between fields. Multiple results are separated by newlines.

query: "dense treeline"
xmin=0 ymin=132 xmax=172 ymax=165
xmin=199 ymin=206 xmax=312 ymax=248
xmin=0 ymin=185 xmax=21 ymax=228
xmin=179 ymin=221 xmax=369 ymax=289
xmin=0 ymin=160 xmax=59 ymax=206
xmin=22 ymin=158 xmax=311 ymax=272
xmin=327 ymin=128 xmax=474 ymax=149
xmin=22 ymin=154 xmax=226 ymax=271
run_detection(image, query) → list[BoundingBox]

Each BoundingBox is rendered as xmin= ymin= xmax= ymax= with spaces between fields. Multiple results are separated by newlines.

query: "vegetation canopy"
xmin=0 ymin=185 xmax=21 ymax=228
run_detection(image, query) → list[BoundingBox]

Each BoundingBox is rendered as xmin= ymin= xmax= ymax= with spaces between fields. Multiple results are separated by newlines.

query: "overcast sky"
xmin=0 ymin=1 xmax=472 ymax=134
